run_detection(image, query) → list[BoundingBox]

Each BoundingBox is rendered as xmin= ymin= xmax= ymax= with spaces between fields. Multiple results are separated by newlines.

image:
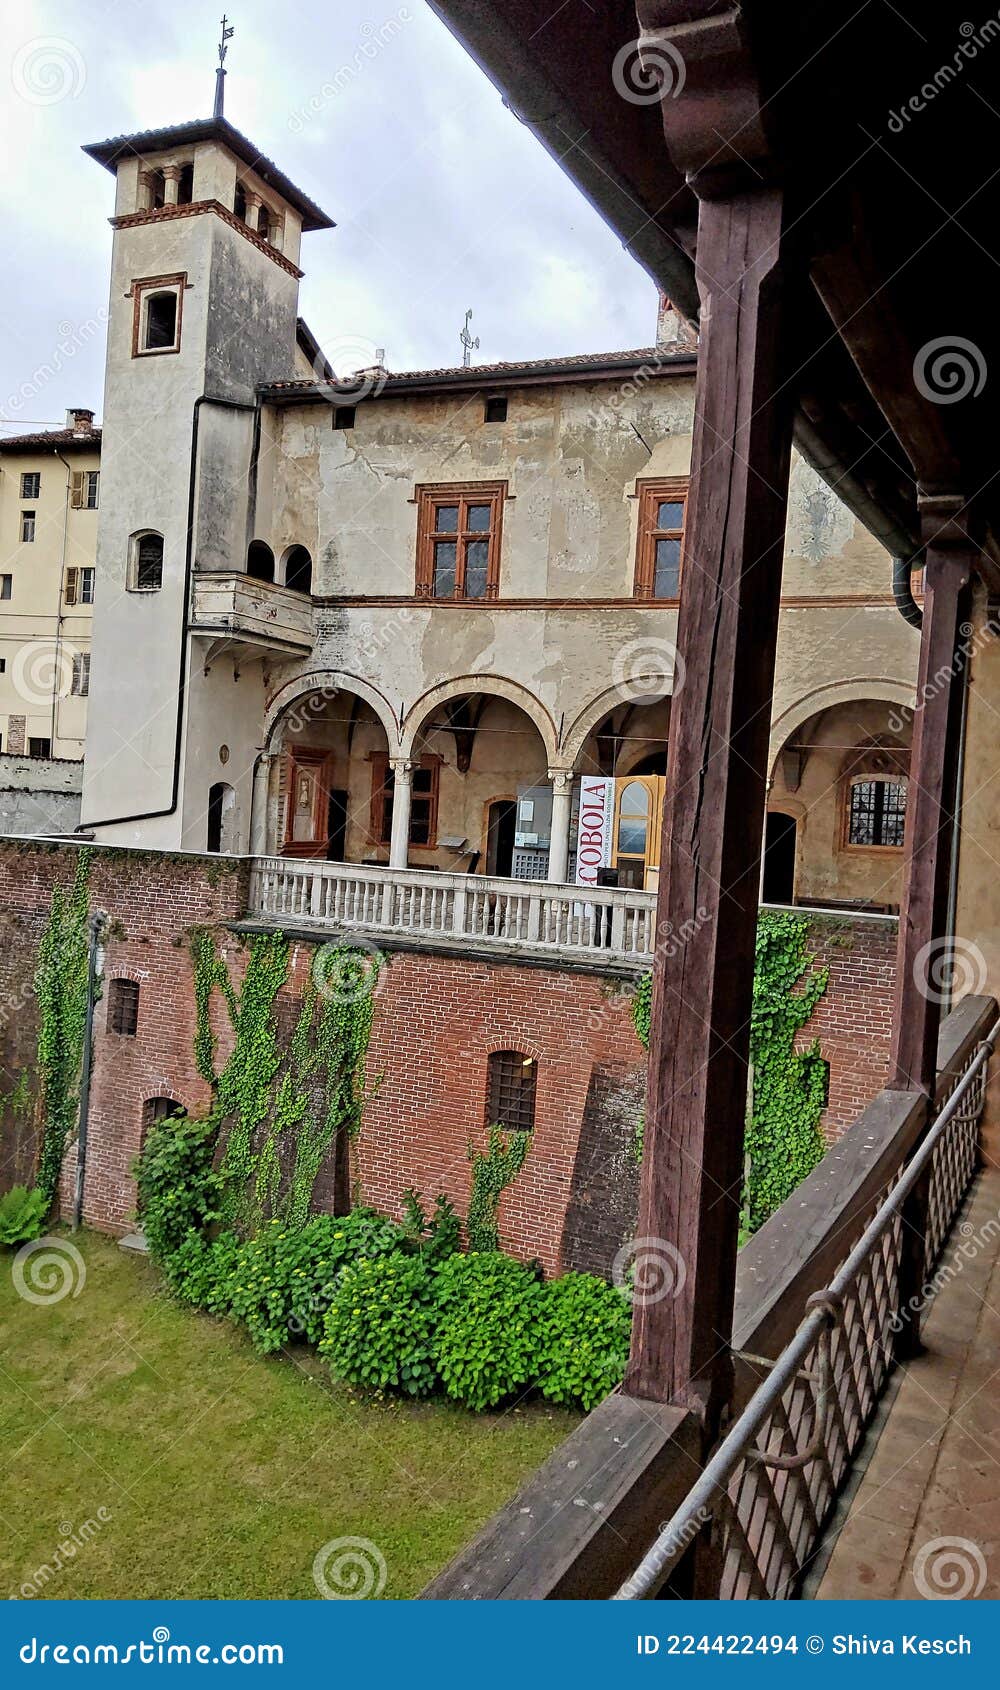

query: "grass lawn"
xmin=0 ymin=1231 xmax=578 ymax=1600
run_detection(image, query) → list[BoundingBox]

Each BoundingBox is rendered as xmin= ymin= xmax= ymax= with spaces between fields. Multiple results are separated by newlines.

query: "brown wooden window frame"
xmin=414 ymin=481 xmax=506 ymax=601
xmin=485 ymin=1049 xmax=538 ymax=1133
xmin=633 ymin=477 xmax=688 ymax=601
xmin=130 ymin=273 xmax=187 ymax=358
xmin=369 ymin=753 xmax=441 ymax=849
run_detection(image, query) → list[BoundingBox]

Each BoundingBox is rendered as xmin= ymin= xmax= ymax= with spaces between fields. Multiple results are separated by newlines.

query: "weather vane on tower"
xmin=214 ymin=14 xmax=235 ymax=118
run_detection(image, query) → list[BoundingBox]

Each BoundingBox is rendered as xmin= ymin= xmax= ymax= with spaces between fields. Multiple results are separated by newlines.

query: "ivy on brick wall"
xmin=466 ymin=1124 xmax=531 ymax=1252
xmin=632 ymin=910 xmax=829 ymax=1234
xmin=34 ymin=847 xmax=94 ymax=1207
xmin=189 ymin=928 xmax=375 ymax=1232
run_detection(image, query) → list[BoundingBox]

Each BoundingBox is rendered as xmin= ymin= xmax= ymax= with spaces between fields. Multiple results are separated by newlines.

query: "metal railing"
xmin=249 ymin=856 xmax=657 ymax=964
xmin=614 ymin=1016 xmax=999 ymax=1600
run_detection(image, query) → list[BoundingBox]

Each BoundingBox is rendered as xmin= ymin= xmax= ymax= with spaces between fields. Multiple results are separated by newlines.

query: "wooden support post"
xmin=890 ymin=499 xmax=974 ymax=1359
xmin=624 ymin=186 xmax=796 ymax=1421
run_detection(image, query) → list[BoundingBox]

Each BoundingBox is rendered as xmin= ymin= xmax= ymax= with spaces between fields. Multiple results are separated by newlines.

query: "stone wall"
xmin=0 ymin=839 xmax=900 ymax=1273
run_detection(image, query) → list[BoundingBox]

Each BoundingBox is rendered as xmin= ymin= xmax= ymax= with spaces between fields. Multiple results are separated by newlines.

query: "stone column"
xmin=249 ymin=753 xmax=274 ymax=856
xmin=547 ymin=770 xmax=574 ymax=884
xmin=162 ymin=164 xmax=181 ymax=206
xmin=138 ymin=170 xmax=156 ymax=211
xmin=388 ymin=759 xmax=414 ymax=869
xmin=244 ymin=190 xmax=263 ymax=229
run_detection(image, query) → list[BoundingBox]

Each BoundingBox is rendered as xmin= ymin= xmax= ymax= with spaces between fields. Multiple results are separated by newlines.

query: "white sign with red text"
xmin=574 ymin=777 xmax=614 ymax=886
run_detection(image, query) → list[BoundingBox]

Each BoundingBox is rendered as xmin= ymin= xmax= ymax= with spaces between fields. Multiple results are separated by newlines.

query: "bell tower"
xmin=78 ymin=47 xmax=333 ymax=850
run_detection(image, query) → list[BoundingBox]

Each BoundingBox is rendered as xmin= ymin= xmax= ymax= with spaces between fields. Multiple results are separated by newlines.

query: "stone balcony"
xmin=190 ymin=571 xmax=314 ymax=657
xmin=247 ymin=856 xmax=657 ymax=971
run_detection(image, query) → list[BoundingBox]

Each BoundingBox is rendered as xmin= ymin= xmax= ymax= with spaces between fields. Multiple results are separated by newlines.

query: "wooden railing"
xmin=424 ymin=993 xmax=998 ymax=1601
xmin=248 ymin=857 xmax=657 ymax=965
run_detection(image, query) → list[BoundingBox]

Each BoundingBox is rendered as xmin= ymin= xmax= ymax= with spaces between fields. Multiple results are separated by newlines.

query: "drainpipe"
xmin=52 ymin=450 xmax=74 ymax=750
xmin=892 ymin=555 xmax=924 ymax=629
xmin=73 ymin=910 xmax=105 ymax=1230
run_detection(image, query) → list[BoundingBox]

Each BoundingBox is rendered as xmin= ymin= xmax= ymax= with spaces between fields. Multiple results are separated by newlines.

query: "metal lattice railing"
xmin=615 ymin=1018 xmax=999 ymax=1601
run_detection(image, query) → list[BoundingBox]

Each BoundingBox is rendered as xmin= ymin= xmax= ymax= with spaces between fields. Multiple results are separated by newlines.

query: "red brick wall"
xmin=0 ymin=841 xmax=900 ymax=1271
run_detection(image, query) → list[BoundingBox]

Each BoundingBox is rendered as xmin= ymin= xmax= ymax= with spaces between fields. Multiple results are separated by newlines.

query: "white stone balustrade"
xmin=248 ymin=857 xmax=657 ymax=967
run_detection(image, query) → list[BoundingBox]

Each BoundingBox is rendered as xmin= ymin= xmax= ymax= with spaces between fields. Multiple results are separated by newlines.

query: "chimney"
xmin=66 ymin=408 xmax=95 ymax=435
xmin=655 ymin=292 xmax=698 ymax=353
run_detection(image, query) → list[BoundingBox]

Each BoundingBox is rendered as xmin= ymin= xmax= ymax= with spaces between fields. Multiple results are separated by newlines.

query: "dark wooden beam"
xmin=624 ymin=183 xmax=797 ymax=1421
xmin=890 ymin=496 xmax=974 ymax=1095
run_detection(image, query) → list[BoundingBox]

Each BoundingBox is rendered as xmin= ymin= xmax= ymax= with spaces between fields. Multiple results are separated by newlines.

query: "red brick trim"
xmin=111 ymin=200 xmax=304 ymax=279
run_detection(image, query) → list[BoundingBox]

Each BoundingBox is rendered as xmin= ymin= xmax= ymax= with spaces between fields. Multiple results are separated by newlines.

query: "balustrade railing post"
xmin=451 ymin=880 xmax=467 ymax=940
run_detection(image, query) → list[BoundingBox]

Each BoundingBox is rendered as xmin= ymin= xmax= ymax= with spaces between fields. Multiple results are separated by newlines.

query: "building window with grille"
xmin=65 ymin=567 xmax=95 ymax=605
xmin=128 ymin=531 xmax=164 ymax=592
xmin=485 ymin=1049 xmax=537 ymax=1132
xmin=415 ymin=482 xmax=505 ymax=599
xmin=634 ymin=479 xmax=687 ymax=600
xmin=71 ymin=470 xmax=100 ymax=510
xmin=20 ymin=472 xmax=40 ymax=499
xmin=846 ymin=777 xmax=908 ymax=848
xmin=20 ymin=511 xmax=36 ymax=543
xmin=71 ymin=652 xmax=90 ymax=696
xmin=370 ymin=754 xmax=441 ymax=847
xmin=108 ymin=978 xmax=140 ymax=1036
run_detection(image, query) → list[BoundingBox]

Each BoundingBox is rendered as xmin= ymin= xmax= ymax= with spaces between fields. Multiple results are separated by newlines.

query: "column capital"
xmin=389 ymin=756 xmax=416 ymax=780
xmin=548 ymin=768 xmax=574 ymax=795
xmin=160 ymin=163 xmax=181 ymax=182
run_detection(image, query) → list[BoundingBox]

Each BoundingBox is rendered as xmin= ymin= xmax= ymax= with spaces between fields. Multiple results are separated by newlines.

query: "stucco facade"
xmin=64 ymin=115 xmax=920 ymax=908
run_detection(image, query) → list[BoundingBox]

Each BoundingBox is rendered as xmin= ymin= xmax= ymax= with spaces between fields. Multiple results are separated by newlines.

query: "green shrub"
xmin=400 ymin=1188 xmax=462 ymax=1263
xmin=134 ymin=1110 xmax=223 ymax=1263
xmin=0 ymin=1185 xmax=48 ymax=1246
xmin=433 ymin=1252 xmax=543 ymax=1410
xmin=536 ymin=1273 xmax=631 ymax=1410
xmin=163 ymin=1230 xmax=242 ymax=1314
xmin=321 ymin=1252 xmax=439 ymax=1396
xmin=228 ymin=1210 xmax=408 ymax=1355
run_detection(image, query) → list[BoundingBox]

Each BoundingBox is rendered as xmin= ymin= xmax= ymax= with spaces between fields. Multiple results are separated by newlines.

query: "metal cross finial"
xmin=214 ymin=15 xmax=234 ymax=116
xmin=460 ymin=308 xmax=480 ymax=368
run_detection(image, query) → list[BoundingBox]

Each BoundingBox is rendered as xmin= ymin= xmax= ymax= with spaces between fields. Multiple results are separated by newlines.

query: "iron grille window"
xmin=848 ymin=778 xmax=907 ymax=848
xmin=20 ymin=472 xmax=40 ymax=499
xmin=485 ymin=1050 xmax=537 ymax=1133
xmin=108 ymin=978 xmax=140 ymax=1036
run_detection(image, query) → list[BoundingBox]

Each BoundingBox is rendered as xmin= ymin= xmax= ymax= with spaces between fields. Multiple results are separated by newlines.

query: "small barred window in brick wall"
xmin=485 ymin=1049 xmax=537 ymax=1132
xmin=108 ymin=978 xmax=140 ymax=1037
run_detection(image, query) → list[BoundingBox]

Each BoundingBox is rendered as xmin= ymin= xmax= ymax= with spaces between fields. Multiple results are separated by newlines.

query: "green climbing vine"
xmin=33 ymin=848 xmax=94 ymax=1206
xmin=466 ymin=1123 xmax=531 ymax=1252
xmin=632 ymin=910 xmax=829 ymax=1235
xmin=189 ymin=929 xmax=376 ymax=1232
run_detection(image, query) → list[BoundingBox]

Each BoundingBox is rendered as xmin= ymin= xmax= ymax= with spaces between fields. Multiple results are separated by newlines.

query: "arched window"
xmin=207 ymin=781 xmax=236 ymax=853
xmin=177 ymin=163 xmax=194 ymax=205
xmin=485 ymin=1050 xmax=537 ymax=1133
xmin=846 ymin=776 xmax=907 ymax=848
xmin=129 ymin=530 xmax=164 ymax=592
xmin=257 ymin=204 xmax=270 ymax=238
xmin=234 ymin=181 xmax=247 ymax=221
xmin=246 ymin=540 xmax=275 ymax=582
xmin=142 ymin=1096 xmax=180 ymax=1144
xmin=283 ymin=545 xmax=312 ymax=594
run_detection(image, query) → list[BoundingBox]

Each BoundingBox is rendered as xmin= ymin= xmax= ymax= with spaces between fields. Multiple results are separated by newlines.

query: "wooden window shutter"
xmin=70 ymin=471 xmax=85 ymax=509
xmin=64 ymin=568 xmax=78 ymax=605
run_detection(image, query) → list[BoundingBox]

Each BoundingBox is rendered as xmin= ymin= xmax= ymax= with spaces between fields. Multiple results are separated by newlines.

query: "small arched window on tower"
xmin=234 ymin=181 xmax=247 ymax=221
xmin=177 ymin=163 xmax=194 ymax=205
xmin=128 ymin=530 xmax=164 ymax=592
xmin=485 ymin=1050 xmax=537 ymax=1133
xmin=246 ymin=541 xmax=275 ymax=582
xmin=207 ymin=781 xmax=237 ymax=853
xmin=257 ymin=203 xmax=271 ymax=240
xmin=283 ymin=546 xmax=313 ymax=594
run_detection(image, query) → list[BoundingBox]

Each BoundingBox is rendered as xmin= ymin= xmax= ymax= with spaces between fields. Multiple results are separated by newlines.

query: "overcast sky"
xmin=1 ymin=0 xmax=657 ymax=430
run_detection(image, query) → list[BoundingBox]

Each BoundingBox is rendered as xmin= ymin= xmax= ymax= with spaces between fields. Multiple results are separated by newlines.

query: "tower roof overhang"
xmin=82 ymin=116 xmax=334 ymax=231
